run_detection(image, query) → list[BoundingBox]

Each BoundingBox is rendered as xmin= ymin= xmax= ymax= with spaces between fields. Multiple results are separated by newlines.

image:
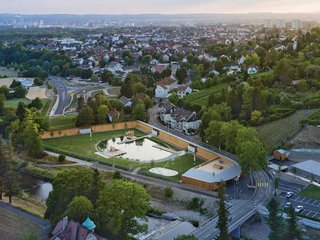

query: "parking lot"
xmin=278 ymin=192 xmax=320 ymax=220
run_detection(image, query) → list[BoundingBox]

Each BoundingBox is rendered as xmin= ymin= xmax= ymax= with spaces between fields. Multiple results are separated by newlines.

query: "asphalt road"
xmin=193 ymin=170 xmax=273 ymax=240
xmin=49 ymin=76 xmax=72 ymax=115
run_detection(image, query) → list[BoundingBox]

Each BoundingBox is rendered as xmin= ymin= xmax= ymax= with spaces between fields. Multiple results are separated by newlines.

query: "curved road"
xmin=49 ymin=76 xmax=72 ymax=115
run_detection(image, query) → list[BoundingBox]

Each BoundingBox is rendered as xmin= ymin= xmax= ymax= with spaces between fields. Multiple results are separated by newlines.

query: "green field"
xmin=256 ymin=110 xmax=316 ymax=153
xmin=43 ymin=129 xmax=203 ymax=180
xmin=49 ymin=114 xmax=77 ymax=130
xmin=0 ymin=67 xmax=18 ymax=77
xmin=299 ymin=184 xmax=320 ymax=200
xmin=183 ymin=83 xmax=227 ymax=107
xmin=4 ymin=98 xmax=32 ymax=108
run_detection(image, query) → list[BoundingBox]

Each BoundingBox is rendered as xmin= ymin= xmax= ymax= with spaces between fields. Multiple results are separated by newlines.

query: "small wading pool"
xmin=97 ymin=137 xmax=174 ymax=162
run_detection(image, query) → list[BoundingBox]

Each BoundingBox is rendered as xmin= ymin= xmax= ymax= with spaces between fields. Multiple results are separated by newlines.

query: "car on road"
xmin=286 ymin=191 xmax=294 ymax=198
xmin=295 ymin=205 xmax=304 ymax=213
xmin=284 ymin=202 xmax=292 ymax=209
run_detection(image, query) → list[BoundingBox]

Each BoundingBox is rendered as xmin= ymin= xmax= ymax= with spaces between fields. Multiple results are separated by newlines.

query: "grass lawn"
xmin=256 ymin=110 xmax=316 ymax=153
xmin=43 ymin=130 xmax=204 ymax=180
xmin=107 ymin=87 xmax=121 ymax=96
xmin=0 ymin=200 xmax=48 ymax=240
xmin=0 ymin=67 xmax=18 ymax=77
xmin=299 ymin=184 xmax=320 ymax=200
xmin=4 ymin=98 xmax=32 ymax=108
xmin=48 ymin=114 xmax=77 ymax=130
xmin=183 ymin=83 xmax=228 ymax=107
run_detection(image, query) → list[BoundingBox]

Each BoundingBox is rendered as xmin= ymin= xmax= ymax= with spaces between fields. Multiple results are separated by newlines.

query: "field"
xmin=299 ymin=185 xmax=320 ymax=200
xmin=289 ymin=126 xmax=320 ymax=149
xmin=0 ymin=67 xmax=18 ymax=77
xmin=26 ymin=86 xmax=48 ymax=100
xmin=4 ymin=98 xmax=50 ymax=111
xmin=43 ymin=129 xmax=203 ymax=180
xmin=256 ymin=110 xmax=316 ymax=153
xmin=183 ymin=83 xmax=227 ymax=107
xmin=48 ymin=114 xmax=77 ymax=130
xmin=0 ymin=202 xmax=48 ymax=240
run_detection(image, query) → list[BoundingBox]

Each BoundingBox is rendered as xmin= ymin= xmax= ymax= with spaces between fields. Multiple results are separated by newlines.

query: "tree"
xmin=274 ymin=177 xmax=280 ymax=196
xmin=267 ymin=198 xmax=284 ymax=240
xmin=0 ymin=93 xmax=5 ymax=116
xmin=4 ymin=137 xmax=20 ymax=204
xmin=214 ymin=60 xmax=224 ymax=73
xmin=64 ymin=196 xmax=94 ymax=223
xmin=16 ymin=101 xmax=27 ymax=121
xmin=45 ymin=168 xmax=104 ymax=224
xmin=28 ymin=97 xmax=43 ymax=110
xmin=168 ymin=92 xmax=179 ymax=105
xmin=58 ymin=154 xmax=66 ymax=163
xmin=284 ymin=206 xmax=302 ymax=240
xmin=175 ymin=235 xmax=197 ymax=240
xmin=132 ymin=103 xmax=148 ymax=122
xmin=0 ymin=137 xmax=8 ymax=200
xmin=205 ymin=121 xmax=223 ymax=149
xmin=96 ymin=105 xmax=109 ymax=124
xmin=76 ymin=106 xmax=94 ymax=127
xmin=23 ymin=120 xmax=44 ymax=158
xmin=251 ymin=110 xmax=262 ymax=125
xmin=176 ymin=67 xmax=187 ymax=84
xmin=238 ymin=139 xmax=267 ymax=185
xmin=95 ymin=180 xmax=150 ymax=239
xmin=215 ymin=182 xmax=231 ymax=240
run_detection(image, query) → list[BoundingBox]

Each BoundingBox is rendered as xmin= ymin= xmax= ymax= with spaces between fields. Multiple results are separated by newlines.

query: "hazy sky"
xmin=1 ymin=0 xmax=320 ymax=14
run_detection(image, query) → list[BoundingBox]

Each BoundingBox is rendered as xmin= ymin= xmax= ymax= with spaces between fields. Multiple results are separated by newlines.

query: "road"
xmin=48 ymin=76 xmax=72 ymax=115
xmin=193 ymin=170 xmax=273 ymax=240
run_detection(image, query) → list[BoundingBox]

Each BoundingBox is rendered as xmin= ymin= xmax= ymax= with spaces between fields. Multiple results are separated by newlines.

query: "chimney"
xmin=62 ymin=216 xmax=68 ymax=230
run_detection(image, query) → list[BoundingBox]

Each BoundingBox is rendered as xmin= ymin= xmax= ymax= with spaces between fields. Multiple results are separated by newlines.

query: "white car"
xmin=286 ymin=192 xmax=294 ymax=198
xmin=295 ymin=205 xmax=304 ymax=213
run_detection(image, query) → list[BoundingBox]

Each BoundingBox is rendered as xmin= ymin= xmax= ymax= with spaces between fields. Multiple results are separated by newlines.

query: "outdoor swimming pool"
xmin=97 ymin=137 xmax=175 ymax=162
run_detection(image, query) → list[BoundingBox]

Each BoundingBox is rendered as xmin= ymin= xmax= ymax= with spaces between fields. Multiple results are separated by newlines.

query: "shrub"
xmin=164 ymin=187 xmax=173 ymax=198
xmin=58 ymin=154 xmax=66 ymax=163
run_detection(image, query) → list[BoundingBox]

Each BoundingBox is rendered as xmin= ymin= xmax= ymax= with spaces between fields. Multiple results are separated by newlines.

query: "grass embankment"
xmin=183 ymin=83 xmax=227 ymax=107
xmin=299 ymin=184 xmax=320 ymax=200
xmin=48 ymin=114 xmax=77 ymax=130
xmin=301 ymin=110 xmax=320 ymax=126
xmin=0 ymin=67 xmax=18 ymax=77
xmin=0 ymin=203 xmax=48 ymax=239
xmin=256 ymin=110 xmax=316 ymax=153
xmin=43 ymin=129 xmax=204 ymax=181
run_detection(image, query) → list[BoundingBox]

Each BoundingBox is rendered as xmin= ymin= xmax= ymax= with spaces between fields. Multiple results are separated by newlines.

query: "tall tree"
xmin=95 ymin=180 xmax=150 ymax=240
xmin=64 ymin=196 xmax=94 ymax=223
xmin=76 ymin=106 xmax=94 ymax=127
xmin=215 ymin=182 xmax=231 ymax=240
xmin=267 ymin=198 xmax=284 ymax=240
xmin=4 ymin=136 xmax=20 ymax=204
xmin=23 ymin=120 xmax=44 ymax=158
xmin=284 ymin=206 xmax=302 ymax=240
xmin=0 ymin=93 xmax=5 ymax=116
xmin=0 ymin=137 xmax=8 ymax=200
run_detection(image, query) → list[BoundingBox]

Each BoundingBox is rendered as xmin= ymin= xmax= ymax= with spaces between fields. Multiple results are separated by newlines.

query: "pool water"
xmin=98 ymin=137 xmax=174 ymax=162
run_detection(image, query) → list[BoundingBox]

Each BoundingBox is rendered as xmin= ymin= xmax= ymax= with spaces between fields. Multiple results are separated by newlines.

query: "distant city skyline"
xmin=1 ymin=0 xmax=320 ymax=15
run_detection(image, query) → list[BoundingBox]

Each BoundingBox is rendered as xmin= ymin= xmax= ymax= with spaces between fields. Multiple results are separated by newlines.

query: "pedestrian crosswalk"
xmin=257 ymin=182 xmax=269 ymax=187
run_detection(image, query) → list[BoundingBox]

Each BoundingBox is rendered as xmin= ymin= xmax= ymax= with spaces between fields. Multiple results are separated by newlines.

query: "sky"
xmin=1 ymin=0 xmax=320 ymax=14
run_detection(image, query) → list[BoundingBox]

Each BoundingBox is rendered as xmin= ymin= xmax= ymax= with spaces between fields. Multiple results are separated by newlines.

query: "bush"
xmin=164 ymin=187 xmax=173 ymax=198
xmin=186 ymin=197 xmax=204 ymax=212
xmin=58 ymin=154 xmax=66 ymax=163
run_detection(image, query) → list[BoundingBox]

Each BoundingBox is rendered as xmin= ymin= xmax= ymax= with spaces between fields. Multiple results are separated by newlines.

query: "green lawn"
xmin=49 ymin=114 xmax=77 ymax=130
xmin=256 ymin=110 xmax=316 ymax=153
xmin=0 ymin=67 xmax=18 ymax=77
xmin=299 ymin=185 xmax=320 ymax=200
xmin=4 ymin=98 xmax=32 ymax=108
xmin=183 ymin=83 xmax=228 ymax=107
xmin=43 ymin=130 xmax=203 ymax=180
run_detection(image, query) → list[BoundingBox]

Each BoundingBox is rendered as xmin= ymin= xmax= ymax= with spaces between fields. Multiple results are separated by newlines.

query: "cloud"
xmin=1 ymin=0 xmax=319 ymax=14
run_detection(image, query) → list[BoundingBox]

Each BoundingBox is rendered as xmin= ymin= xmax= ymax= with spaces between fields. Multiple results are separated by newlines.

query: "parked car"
xmin=284 ymin=202 xmax=292 ymax=209
xmin=286 ymin=192 xmax=294 ymax=198
xmin=295 ymin=205 xmax=304 ymax=213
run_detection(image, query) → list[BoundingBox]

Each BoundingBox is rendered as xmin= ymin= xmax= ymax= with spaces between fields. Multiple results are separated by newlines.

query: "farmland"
xmin=256 ymin=110 xmax=316 ymax=153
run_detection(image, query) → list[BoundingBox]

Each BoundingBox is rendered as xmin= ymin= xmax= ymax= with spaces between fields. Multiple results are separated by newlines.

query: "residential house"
xmin=155 ymin=76 xmax=178 ymax=99
xmin=17 ymin=78 xmax=33 ymax=88
xmin=158 ymin=100 xmax=201 ymax=134
xmin=118 ymin=96 xmax=132 ymax=107
xmin=50 ymin=217 xmax=103 ymax=240
xmin=108 ymin=110 xmax=121 ymax=122
xmin=176 ymin=85 xmax=192 ymax=99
